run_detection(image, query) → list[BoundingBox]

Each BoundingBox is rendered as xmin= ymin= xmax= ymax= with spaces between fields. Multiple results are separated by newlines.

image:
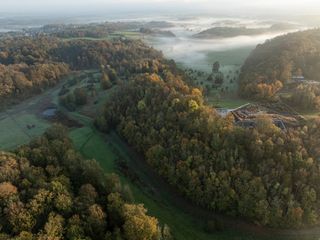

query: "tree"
xmin=212 ymin=61 xmax=220 ymax=73
xmin=122 ymin=204 xmax=160 ymax=240
xmin=74 ymin=88 xmax=87 ymax=105
xmin=214 ymin=73 xmax=224 ymax=85
xmin=0 ymin=182 xmax=17 ymax=199
xmin=6 ymin=201 xmax=35 ymax=233
xmin=38 ymin=212 xmax=64 ymax=240
xmin=86 ymin=204 xmax=107 ymax=238
xmin=101 ymin=72 xmax=112 ymax=90
xmin=66 ymin=215 xmax=85 ymax=240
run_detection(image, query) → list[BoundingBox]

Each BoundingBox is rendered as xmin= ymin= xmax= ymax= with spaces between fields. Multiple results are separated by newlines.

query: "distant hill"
xmin=193 ymin=23 xmax=297 ymax=39
xmin=239 ymin=29 xmax=320 ymax=101
xmin=144 ymin=21 xmax=175 ymax=29
xmin=140 ymin=27 xmax=176 ymax=38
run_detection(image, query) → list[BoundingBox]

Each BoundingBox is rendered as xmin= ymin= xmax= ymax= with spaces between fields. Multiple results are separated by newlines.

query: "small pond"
xmin=42 ymin=108 xmax=57 ymax=118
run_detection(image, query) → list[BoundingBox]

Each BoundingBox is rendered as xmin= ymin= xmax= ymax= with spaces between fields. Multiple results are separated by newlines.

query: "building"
xmin=291 ymin=75 xmax=305 ymax=83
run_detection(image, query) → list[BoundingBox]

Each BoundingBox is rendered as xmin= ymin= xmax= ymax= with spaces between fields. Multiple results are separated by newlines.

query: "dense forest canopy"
xmin=0 ymin=125 xmax=170 ymax=240
xmin=29 ymin=21 xmax=174 ymax=39
xmin=98 ymin=70 xmax=320 ymax=228
xmin=0 ymin=36 xmax=165 ymax=107
xmin=239 ymin=29 xmax=320 ymax=103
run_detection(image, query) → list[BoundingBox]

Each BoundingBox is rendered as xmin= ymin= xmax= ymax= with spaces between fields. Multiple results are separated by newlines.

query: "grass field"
xmin=0 ymin=72 xmax=84 ymax=150
xmin=183 ymin=46 xmax=253 ymax=106
xmin=207 ymin=96 xmax=250 ymax=109
xmin=70 ymin=126 xmax=118 ymax=173
xmin=205 ymin=47 xmax=253 ymax=66
xmin=0 ymin=113 xmax=50 ymax=150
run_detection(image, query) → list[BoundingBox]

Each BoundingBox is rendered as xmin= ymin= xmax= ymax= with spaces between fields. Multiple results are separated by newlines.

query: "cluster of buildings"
xmin=217 ymin=103 xmax=302 ymax=131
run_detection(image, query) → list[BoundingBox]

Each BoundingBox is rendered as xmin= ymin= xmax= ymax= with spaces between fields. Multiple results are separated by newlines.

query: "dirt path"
xmin=0 ymin=81 xmax=64 ymax=118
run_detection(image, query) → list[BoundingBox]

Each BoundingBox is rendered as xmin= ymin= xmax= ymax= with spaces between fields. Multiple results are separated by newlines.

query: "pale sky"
xmin=1 ymin=0 xmax=320 ymax=15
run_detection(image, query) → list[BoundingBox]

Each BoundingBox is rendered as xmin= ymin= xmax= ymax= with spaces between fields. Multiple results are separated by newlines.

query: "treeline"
xmin=0 ymin=36 xmax=166 ymax=107
xmin=193 ymin=23 xmax=297 ymax=39
xmin=285 ymin=84 xmax=320 ymax=111
xmin=239 ymin=29 xmax=320 ymax=101
xmin=0 ymin=125 xmax=171 ymax=239
xmin=38 ymin=21 xmax=174 ymax=39
xmin=97 ymin=72 xmax=320 ymax=228
xmin=42 ymin=24 xmax=111 ymax=38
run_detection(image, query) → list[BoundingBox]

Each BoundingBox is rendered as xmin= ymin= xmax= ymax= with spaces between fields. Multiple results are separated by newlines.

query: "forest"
xmin=239 ymin=28 xmax=320 ymax=107
xmin=98 ymin=70 xmax=320 ymax=228
xmin=285 ymin=84 xmax=320 ymax=111
xmin=2 ymin=27 xmax=320 ymax=235
xmin=0 ymin=125 xmax=171 ymax=240
xmin=34 ymin=21 xmax=174 ymax=39
xmin=0 ymin=36 xmax=165 ymax=107
xmin=193 ymin=23 xmax=296 ymax=39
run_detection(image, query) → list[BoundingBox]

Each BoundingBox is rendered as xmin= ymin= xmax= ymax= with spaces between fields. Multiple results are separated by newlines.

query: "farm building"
xmin=291 ymin=75 xmax=305 ymax=83
xmin=229 ymin=103 xmax=300 ymax=131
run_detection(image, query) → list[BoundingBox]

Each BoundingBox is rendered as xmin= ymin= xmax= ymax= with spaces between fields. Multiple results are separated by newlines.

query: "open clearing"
xmin=0 ymin=113 xmax=50 ymax=150
xmin=205 ymin=47 xmax=253 ymax=66
xmin=182 ymin=46 xmax=253 ymax=110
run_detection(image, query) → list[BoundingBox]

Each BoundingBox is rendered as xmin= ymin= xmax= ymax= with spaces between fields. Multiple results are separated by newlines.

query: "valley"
xmin=0 ymin=12 xmax=320 ymax=240
xmin=0 ymin=62 xmax=318 ymax=239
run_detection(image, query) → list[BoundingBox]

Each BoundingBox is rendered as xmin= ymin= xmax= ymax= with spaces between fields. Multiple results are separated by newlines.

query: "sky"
xmin=1 ymin=0 xmax=320 ymax=15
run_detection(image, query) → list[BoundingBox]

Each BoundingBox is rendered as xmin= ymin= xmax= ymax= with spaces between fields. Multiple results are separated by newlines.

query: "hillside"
xmin=0 ymin=36 xmax=164 ymax=107
xmin=239 ymin=29 xmax=320 ymax=102
xmin=98 ymin=70 xmax=320 ymax=228
xmin=140 ymin=27 xmax=176 ymax=38
xmin=193 ymin=24 xmax=297 ymax=39
xmin=0 ymin=125 xmax=170 ymax=239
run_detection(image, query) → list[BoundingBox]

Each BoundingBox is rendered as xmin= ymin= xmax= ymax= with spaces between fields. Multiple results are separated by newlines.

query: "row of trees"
xmin=0 ymin=125 xmax=171 ymax=239
xmin=97 ymin=71 xmax=320 ymax=228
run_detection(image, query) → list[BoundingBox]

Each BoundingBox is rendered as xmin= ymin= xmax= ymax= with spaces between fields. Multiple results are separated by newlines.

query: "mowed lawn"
xmin=0 ymin=113 xmax=50 ymax=150
xmin=69 ymin=126 xmax=117 ymax=173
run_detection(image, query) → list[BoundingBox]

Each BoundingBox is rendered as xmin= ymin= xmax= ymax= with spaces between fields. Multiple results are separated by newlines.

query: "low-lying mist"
xmin=143 ymin=17 xmax=304 ymax=71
